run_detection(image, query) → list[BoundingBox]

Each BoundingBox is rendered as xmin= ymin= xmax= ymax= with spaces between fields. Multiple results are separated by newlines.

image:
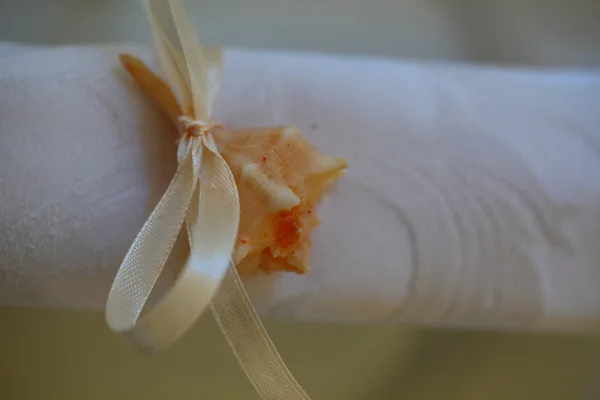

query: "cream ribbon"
xmin=105 ymin=0 xmax=311 ymax=398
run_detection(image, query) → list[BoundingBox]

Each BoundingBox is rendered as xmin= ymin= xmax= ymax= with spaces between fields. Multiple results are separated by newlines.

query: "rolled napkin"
xmin=1 ymin=40 xmax=600 ymax=333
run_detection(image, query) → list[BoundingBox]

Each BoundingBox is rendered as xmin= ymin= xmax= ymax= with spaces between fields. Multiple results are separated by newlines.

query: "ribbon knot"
xmin=179 ymin=115 xmax=221 ymax=139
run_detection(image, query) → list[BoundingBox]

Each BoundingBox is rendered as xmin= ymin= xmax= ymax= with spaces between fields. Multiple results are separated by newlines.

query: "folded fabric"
xmin=1 ymin=42 xmax=599 ymax=333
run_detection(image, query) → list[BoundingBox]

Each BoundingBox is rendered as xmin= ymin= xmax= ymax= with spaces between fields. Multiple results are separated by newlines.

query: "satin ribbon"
xmin=105 ymin=0 xmax=311 ymax=398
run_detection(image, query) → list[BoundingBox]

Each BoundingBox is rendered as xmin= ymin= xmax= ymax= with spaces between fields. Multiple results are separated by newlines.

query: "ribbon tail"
xmin=199 ymin=134 xmax=311 ymax=398
xmin=146 ymin=0 xmax=217 ymax=120
xmin=211 ymin=267 xmax=312 ymax=400
xmin=145 ymin=0 xmax=196 ymax=116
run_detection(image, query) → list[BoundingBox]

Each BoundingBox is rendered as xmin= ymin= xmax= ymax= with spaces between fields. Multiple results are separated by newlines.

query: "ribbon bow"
xmin=105 ymin=1 xmax=311 ymax=398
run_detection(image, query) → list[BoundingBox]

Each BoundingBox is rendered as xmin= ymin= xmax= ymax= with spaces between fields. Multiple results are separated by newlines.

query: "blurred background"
xmin=1 ymin=0 xmax=600 ymax=67
xmin=1 ymin=0 xmax=600 ymax=399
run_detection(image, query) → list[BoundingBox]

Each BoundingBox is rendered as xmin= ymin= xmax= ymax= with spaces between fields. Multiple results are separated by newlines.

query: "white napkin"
xmin=1 ymin=42 xmax=599 ymax=333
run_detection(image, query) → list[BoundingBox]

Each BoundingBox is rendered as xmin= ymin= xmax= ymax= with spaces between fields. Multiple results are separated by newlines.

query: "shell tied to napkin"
xmin=104 ymin=1 xmax=346 ymax=399
xmin=119 ymin=54 xmax=347 ymax=278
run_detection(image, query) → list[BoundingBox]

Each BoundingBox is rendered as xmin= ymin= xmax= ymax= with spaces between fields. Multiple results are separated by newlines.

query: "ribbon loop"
xmin=105 ymin=140 xmax=200 ymax=334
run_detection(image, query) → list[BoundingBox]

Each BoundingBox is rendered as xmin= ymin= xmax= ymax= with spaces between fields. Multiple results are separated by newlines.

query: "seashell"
xmin=119 ymin=54 xmax=348 ymax=276
xmin=211 ymin=126 xmax=347 ymax=275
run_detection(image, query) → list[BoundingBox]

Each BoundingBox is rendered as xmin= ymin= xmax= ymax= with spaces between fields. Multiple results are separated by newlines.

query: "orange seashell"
xmin=119 ymin=53 xmax=348 ymax=276
xmin=212 ymin=126 xmax=347 ymax=275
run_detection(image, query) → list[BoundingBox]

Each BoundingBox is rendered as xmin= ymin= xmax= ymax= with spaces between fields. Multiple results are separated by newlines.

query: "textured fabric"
xmin=1 ymin=41 xmax=600 ymax=332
